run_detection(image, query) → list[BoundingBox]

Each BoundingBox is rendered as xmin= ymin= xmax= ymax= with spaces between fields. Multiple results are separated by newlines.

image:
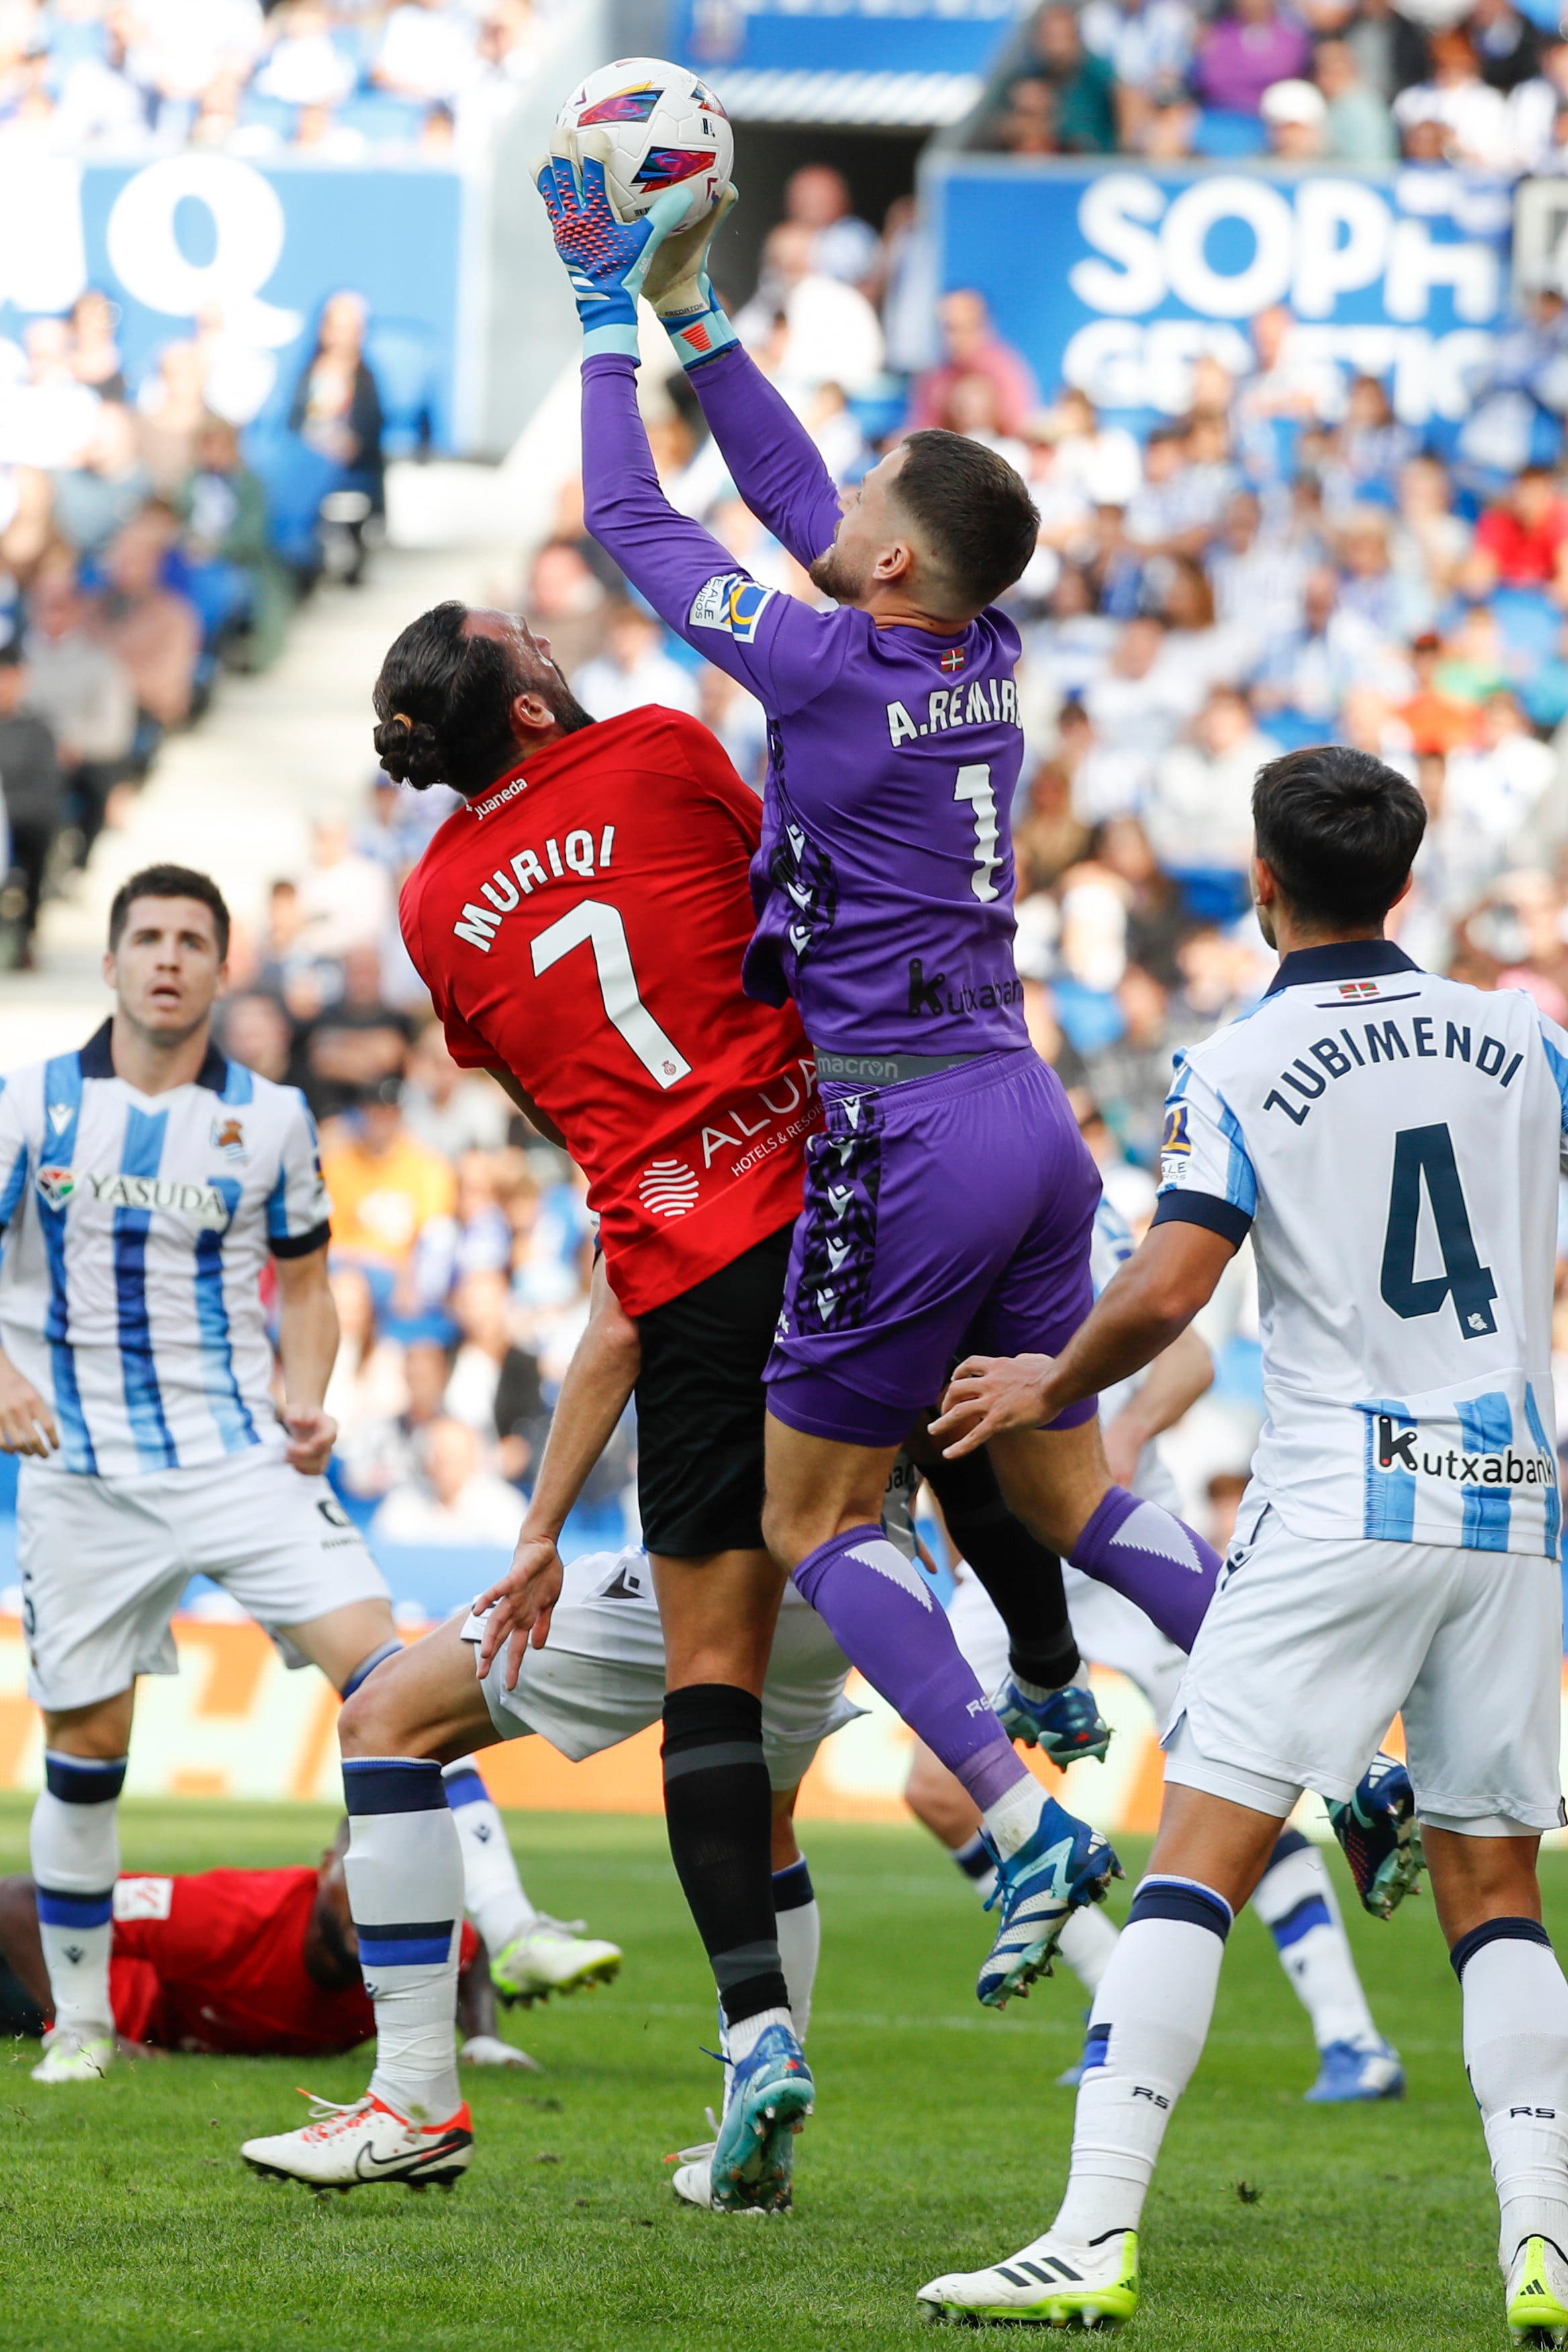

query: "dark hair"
xmin=372 ymin=601 xmax=523 ymax=795
xmin=1253 ymin=745 xmax=1426 ymax=928
xmin=893 ymin=430 xmax=1040 ymax=612
xmin=108 ymin=863 xmax=231 ymax=958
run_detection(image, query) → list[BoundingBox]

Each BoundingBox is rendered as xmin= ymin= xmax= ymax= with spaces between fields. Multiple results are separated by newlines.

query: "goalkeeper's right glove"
xmin=642 ymin=183 xmax=740 ymax=371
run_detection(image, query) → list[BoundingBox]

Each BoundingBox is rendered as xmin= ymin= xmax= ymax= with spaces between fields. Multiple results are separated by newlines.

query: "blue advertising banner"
xmin=0 ymin=151 xmax=466 ymax=446
xmin=927 ymin=158 xmax=1514 ymax=428
xmin=673 ymin=0 xmax=1026 ymax=77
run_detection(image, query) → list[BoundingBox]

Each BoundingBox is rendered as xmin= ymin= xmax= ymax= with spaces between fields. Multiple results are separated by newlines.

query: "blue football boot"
xmin=978 ymin=1800 xmax=1121 ymax=2009
xmin=1327 ymin=1750 xmax=1426 ymax=1919
xmin=708 ymin=2022 xmax=814 ymax=2213
xmin=1304 ymin=2038 xmax=1406 ymax=2103
xmin=991 ymin=1675 xmax=1112 ymax=1766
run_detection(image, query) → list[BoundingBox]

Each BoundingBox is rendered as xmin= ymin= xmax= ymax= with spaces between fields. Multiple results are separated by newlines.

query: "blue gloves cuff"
xmin=582 ymin=322 xmax=643 ymax=360
xmin=663 ymin=301 xmax=739 ymax=372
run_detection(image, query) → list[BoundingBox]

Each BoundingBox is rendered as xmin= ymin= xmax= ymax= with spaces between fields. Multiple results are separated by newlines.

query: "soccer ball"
xmin=554 ymin=58 xmax=733 ymax=232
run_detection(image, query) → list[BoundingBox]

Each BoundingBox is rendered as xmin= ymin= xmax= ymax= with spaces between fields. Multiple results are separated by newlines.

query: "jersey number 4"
xmin=531 ymin=901 xmax=692 ymax=1090
xmin=1379 ymin=1122 xmax=1498 ymax=1339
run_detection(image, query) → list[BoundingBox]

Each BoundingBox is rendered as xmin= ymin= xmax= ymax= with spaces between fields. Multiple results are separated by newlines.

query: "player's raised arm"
xmin=536 ymin=142 xmax=836 ymax=715
xmin=642 ymin=188 xmax=844 ymax=571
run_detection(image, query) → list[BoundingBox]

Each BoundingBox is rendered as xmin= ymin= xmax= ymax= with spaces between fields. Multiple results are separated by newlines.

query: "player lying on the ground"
xmin=528 ymin=143 xmax=1251 ymax=2200
xmin=905 ymin=1203 xmax=1404 ymax=2106
xmin=919 ymin=747 xmax=1568 ymax=2342
xmin=0 ymin=863 xmax=616 ymax=2087
xmin=240 ymin=1540 xmax=852 ymax=2196
xmin=0 ymin=1827 xmax=525 ymax=2066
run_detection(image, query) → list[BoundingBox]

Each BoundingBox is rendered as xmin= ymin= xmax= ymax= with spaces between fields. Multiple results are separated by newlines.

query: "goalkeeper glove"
xmin=642 ymin=183 xmax=740 ymax=371
xmin=535 ymin=131 xmax=690 ymax=360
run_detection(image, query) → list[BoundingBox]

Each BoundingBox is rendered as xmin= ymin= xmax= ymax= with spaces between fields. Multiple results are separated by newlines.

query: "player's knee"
xmin=337 ymin=1666 xmax=439 ymax=1762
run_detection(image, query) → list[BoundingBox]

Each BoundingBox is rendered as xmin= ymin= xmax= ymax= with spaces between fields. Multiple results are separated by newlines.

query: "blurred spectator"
xmin=21 ymin=559 xmax=136 ymax=859
xmin=736 ymin=222 xmax=885 ymax=395
xmin=524 ymin=539 xmax=610 ymax=678
xmin=1464 ymin=467 xmax=1568 ymax=602
xmin=1261 ymin=76 xmax=1328 ymax=155
xmin=1080 ymin=0 xmax=1195 ymax=109
xmin=573 ymin=602 xmax=699 ymax=723
xmin=698 ymin=667 xmax=768 ymax=790
xmin=1010 ymin=7 xmax=1120 ymax=151
xmin=403 ymin=1021 xmax=510 ymax=1159
xmin=370 ymin=1416 xmax=524 ymax=1547
xmin=50 ymin=402 xmax=151 ymax=557
xmin=1314 ymin=35 xmax=1398 ymax=158
xmin=69 ymin=290 xmax=127 ymax=402
xmin=0 ymin=639 xmax=60 ymax=971
xmin=375 ymin=0 xmax=478 ymax=101
xmin=1145 ymin=686 xmax=1281 ymax=891
xmin=1085 ymin=612 xmax=1201 ymax=759
xmin=95 ymin=506 xmax=203 ymax=738
xmin=993 ymin=75 xmax=1059 ymax=151
xmin=175 ymin=418 xmax=295 ymax=671
xmin=256 ymin=4 xmax=356 ymax=107
xmin=1046 ymin=389 xmax=1143 ymax=508
xmin=136 ymin=340 xmax=209 ymax=496
xmin=296 ymin=817 xmax=394 ymax=957
xmin=297 ymin=943 xmax=413 ymax=1119
xmin=1254 ymin=566 xmax=1402 ymax=729
xmin=443 ymin=1268 xmax=547 ymax=1486
xmin=1193 ymin=0 xmax=1312 ymax=115
xmin=783 ymin=164 xmax=881 ymax=291
xmin=320 ymin=1077 xmax=456 ymax=1278
xmin=1016 ymin=760 xmax=1092 ymax=892
xmin=1401 ymin=631 xmax=1485 ymax=754
xmin=289 ymin=291 xmax=385 ymax=581
xmin=910 ymin=291 xmax=1039 ymax=442
xmin=217 ymin=990 xmax=294 ymax=1084
xmin=1394 ymin=28 xmax=1513 ymax=166
xmin=415 ymin=1147 xmax=513 ymax=1306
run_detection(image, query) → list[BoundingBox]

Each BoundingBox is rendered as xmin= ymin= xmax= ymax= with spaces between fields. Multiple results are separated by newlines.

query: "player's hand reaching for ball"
xmin=473 ymin=1532 xmax=566 ymax=1692
xmin=931 ymin=1354 xmax=1060 ymax=1458
xmin=642 ymin=181 xmax=737 ymax=319
xmin=0 ymin=1356 xmax=58 ymax=1456
xmin=283 ymin=1405 xmax=337 ymax=1477
xmin=534 ymin=131 xmax=693 ymax=355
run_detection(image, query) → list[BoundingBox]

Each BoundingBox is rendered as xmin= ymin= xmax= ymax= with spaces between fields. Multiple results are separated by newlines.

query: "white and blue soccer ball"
xmin=554 ymin=57 xmax=733 ymax=231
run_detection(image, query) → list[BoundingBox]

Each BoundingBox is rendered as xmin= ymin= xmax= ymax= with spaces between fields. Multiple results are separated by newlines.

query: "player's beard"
xmin=808 ymin=538 xmax=870 ymax=605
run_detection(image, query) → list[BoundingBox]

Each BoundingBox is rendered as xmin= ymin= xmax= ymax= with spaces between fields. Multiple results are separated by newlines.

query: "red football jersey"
xmin=399 ymin=706 xmax=820 ymax=1316
xmin=107 ymin=1868 xmax=479 ymax=2057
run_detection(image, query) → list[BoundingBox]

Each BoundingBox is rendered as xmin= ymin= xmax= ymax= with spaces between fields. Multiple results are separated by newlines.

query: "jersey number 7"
xmin=531 ymin=900 xmax=693 ymax=1090
xmin=1379 ymin=1121 xmax=1498 ymax=1339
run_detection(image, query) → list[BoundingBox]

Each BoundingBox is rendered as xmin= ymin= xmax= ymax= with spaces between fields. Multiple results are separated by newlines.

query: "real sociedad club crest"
xmin=210 ymin=1115 xmax=248 ymax=1163
xmin=36 ymin=1165 xmax=75 ymax=1210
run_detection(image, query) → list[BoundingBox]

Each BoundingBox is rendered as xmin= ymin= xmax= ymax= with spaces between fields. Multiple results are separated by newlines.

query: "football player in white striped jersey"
xmin=0 ymin=866 xmax=397 ymax=2085
xmin=922 ymin=747 xmax=1568 ymax=2340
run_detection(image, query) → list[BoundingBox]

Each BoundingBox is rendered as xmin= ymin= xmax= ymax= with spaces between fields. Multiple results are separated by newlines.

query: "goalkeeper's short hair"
xmin=893 ymin=430 xmax=1040 ymax=614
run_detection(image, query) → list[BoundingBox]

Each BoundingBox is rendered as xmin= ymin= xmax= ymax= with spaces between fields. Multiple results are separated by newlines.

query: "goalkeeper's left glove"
xmin=534 ymin=130 xmax=691 ymax=359
xmin=642 ymin=183 xmax=740 ymax=371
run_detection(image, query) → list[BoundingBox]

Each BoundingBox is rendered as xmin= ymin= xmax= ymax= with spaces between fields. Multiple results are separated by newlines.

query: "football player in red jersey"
xmin=0 ymin=1832 xmax=514 ymax=2064
xmin=244 ymin=600 xmax=827 ymax=2204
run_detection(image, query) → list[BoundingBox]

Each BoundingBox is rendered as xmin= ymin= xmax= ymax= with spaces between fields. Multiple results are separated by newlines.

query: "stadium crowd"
xmin=0 ymin=1 xmax=549 ymax=160
xmin=981 ymin=0 xmax=1568 ymax=169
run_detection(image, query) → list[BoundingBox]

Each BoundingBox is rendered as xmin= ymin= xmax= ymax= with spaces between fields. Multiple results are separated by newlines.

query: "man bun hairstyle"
xmin=109 ymin=863 xmax=231 ymax=959
xmin=1253 ymin=744 xmax=1426 ymax=929
xmin=893 ymin=428 xmax=1040 ymax=614
xmin=372 ymin=600 xmax=523 ymax=796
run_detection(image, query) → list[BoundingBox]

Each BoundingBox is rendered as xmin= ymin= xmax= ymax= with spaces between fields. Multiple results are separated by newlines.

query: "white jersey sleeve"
xmin=265 ymin=1088 xmax=331 ymax=1258
xmin=0 ymin=1075 xmax=29 ymax=1248
xmin=1153 ymin=942 xmax=1562 ymax=1558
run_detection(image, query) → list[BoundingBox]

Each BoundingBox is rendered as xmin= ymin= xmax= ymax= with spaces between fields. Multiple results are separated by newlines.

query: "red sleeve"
xmin=657 ymin=710 xmax=765 ymax=853
xmin=401 ymin=857 xmax=500 ymax=1070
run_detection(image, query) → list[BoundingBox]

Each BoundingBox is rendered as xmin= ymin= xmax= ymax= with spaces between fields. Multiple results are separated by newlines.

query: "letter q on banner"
xmin=106 ymin=155 xmax=300 ymax=346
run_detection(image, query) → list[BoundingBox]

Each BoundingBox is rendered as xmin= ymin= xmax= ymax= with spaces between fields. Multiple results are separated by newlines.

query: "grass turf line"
xmin=0 ymin=1794 xmax=1543 ymax=2351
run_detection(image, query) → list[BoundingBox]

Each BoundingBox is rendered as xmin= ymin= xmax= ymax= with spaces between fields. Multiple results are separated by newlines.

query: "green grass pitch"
xmin=0 ymin=1794 xmax=1550 ymax=2350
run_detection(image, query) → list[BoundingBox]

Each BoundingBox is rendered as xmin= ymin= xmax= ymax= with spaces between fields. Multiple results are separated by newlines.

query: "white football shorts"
xmin=1165 ymin=1493 xmax=1565 ymax=1834
xmin=19 ymin=1448 xmax=389 ymax=1712
xmin=461 ymin=1550 xmax=861 ymax=1789
xmin=945 ymin=1560 xmax=1187 ymax=1724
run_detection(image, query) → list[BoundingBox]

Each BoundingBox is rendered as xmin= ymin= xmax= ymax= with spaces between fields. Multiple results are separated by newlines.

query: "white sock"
xmin=343 ymin=1756 xmax=464 ymax=2124
xmin=1054 ymin=1877 xmax=1232 ymax=2244
xmin=1457 ymin=1920 xmax=1568 ymax=2269
xmin=982 ymin=1773 xmax=1046 ymax=1861
xmin=1058 ymin=1903 xmax=1121 ymax=2000
xmin=726 ymin=2004 xmax=793 ymax=2066
xmin=441 ymin=1760 xmax=538 ymax=1952
xmin=30 ymin=1753 xmax=126 ymax=2036
xmin=952 ymin=1830 xmax=997 ymax=1903
xmin=1251 ymin=1829 xmax=1379 ymax=2052
xmin=773 ymin=1857 xmax=820 ymax=2040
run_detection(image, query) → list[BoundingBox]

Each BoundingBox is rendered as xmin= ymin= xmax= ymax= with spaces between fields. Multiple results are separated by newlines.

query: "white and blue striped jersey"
xmin=1155 ymin=940 xmax=1566 ymax=1559
xmin=0 ymin=1022 xmax=330 ymax=1479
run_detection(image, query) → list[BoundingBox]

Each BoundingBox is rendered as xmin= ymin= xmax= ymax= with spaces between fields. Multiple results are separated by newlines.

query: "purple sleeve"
xmin=580 ymin=355 xmax=842 ymax=715
xmin=685 ymin=344 xmax=843 ymax=572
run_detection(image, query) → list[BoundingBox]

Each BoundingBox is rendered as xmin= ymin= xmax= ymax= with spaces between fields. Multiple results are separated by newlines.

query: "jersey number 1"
xmin=954 ymin=764 xmax=1001 ymax=904
xmin=531 ymin=901 xmax=692 ymax=1090
xmin=1379 ymin=1122 xmax=1498 ymax=1338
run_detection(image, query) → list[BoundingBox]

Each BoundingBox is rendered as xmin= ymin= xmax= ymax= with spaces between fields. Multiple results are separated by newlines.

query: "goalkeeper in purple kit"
xmin=534 ymin=142 xmax=1236 ymax=2047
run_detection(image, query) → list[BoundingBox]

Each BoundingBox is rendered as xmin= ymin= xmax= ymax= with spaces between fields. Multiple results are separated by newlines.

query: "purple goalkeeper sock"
xmin=1069 ymin=1487 xmax=1221 ymax=1652
xmin=792 ymin=1524 xmax=1028 ymax=1811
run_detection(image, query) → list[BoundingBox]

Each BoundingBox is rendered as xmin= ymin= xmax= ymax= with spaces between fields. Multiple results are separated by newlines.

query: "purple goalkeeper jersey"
xmin=581 ymin=350 xmax=1030 ymax=1057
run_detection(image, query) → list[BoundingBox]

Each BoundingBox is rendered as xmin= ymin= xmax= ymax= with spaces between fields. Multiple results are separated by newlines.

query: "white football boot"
xmin=31 ymin=2026 xmax=114 ymax=2083
xmin=490 ymin=1917 xmax=622 ymax=2006
xmin=665 ymin=2109 xmax=773 ymax=2217
xmin=918 ymin=2228 xmax=1139 ymax=2327
xmin=241 ymin=2091 xmax=473 ymax=2192
xmin=1508 ymin=2235 xmax=1568 ymax=2345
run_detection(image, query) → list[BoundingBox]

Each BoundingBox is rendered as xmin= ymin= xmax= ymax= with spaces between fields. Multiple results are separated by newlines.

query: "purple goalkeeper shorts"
xmin=764 ymin=1045 xmax=1101 ymax=1448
